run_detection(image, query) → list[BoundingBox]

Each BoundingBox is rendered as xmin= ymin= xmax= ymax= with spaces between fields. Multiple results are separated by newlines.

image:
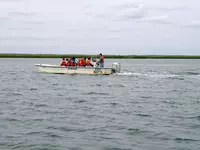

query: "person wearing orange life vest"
xmin=99 ymin=53 xmax=104 ymax=68
xmin=78 ymin=58 xmax=85 ymax=67
xmin=69 ymin=57 xmax=75 ymax=66
xmin=60 ymin=58 xmax=67 ymax=66
xmin=85 ymin=57 xmax=93 ymax=67
xmin=65 ymin=58 xmax=70 ymax=66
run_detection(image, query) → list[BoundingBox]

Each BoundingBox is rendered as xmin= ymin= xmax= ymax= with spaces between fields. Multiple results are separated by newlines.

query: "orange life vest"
xmin=100 ymin=56 xmax=104 ymax=63
xmin=86 ymin=60 xmax=91 ymax=66
xmin=60 ymin=60 xmax=66 ymax=66
xmin=70 ymin=60 xmax=75 ymax=66
xmin=78 ymin=59 xmax=85 ymax=66
xmin=65 ymin=61 xmax=70 ymax=66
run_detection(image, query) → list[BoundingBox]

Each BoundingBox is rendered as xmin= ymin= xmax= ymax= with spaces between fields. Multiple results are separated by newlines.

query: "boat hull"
xmin=35 ymin=64 xmax=115 ymax=75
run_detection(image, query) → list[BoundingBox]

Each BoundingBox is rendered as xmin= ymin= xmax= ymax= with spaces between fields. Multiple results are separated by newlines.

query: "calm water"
xmin=0 ymin=58 xmax=200 ymax=150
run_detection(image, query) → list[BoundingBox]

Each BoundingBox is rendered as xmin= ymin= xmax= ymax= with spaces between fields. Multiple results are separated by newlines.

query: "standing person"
xmin=99 ymin=53 xmax=104 ymax=68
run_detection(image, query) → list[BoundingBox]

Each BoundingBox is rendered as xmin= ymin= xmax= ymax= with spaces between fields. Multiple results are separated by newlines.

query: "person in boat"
xmin=90 ymin=56 xmax=98 ymax=67
xmin=72 ymin=57 xmax=77 ymax=66
xmin=78 ymin=57 xmax=86 ymax=67
xmin=99 ymin=53 xmax=104 ymax=68
xmin=84 ymin=57 xmax=86 ymax=63
xmin=75 ymin=58 xmax=79 ymax=65
xmin=92 ymin=59 xmax=98 ymax=67
xmin=69 ymin=57 xmax=75 ymax=66
xmin=86 ymin=57 xmax=93 ymax=67
xmin=60 ymin=58 xmax=67 ymax=66
xmin=65 ymin=58 xmax=70 ymax=66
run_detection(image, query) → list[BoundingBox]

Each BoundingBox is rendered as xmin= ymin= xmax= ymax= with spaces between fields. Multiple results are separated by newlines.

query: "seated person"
xmin=65 ymin=58 xmax=70 ymax=66
xmin=60 ymin=58 xmax=67 ymax=66
xmin=78 ymin=58 xmax=85 ymax=66
xmin=85 ymin=57 xmax=93 ymax=67
xmin=69 ymin=57 xmax=75 ymax=66
xmin=72 ymin=57 xmax=77 ymax=66
xmin=75 ymin=58 xmax=79 ymax=66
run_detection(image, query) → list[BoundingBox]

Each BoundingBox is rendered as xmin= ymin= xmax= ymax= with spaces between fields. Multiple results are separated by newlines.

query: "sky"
xmin=0 ymin=0 xmax=200 ymax=55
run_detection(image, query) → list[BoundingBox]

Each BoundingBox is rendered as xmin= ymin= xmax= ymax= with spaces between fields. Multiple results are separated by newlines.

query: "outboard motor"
xmin=112 ymin=62 xmax=121 ymax=73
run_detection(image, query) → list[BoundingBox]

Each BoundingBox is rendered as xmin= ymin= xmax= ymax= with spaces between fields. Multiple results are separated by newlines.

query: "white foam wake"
xmin=115 ymin=71 xmax=180 ymax=78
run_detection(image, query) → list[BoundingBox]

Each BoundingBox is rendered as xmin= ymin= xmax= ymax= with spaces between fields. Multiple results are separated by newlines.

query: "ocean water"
xmin=0 ymin=58 xmax=200 ymax=150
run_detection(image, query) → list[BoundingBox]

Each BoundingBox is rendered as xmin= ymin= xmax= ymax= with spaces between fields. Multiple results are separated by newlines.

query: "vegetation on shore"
xmin=1 ymin=53 xmax=200 ymax=59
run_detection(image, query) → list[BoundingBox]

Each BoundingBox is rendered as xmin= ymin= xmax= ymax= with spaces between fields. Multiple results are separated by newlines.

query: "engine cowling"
xmin=112 ymin=62 xmax=121 ymax=73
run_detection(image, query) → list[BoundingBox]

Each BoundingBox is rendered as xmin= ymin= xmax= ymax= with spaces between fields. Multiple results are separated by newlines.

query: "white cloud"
xmin=1 ymin=0 xmax=200 ymax=54
xmin=138 ymin=15 xmax=172 ymax=24
xmin=145 ymin=5 xmax=188 ymax=12
xmin=116 ymin=3 xmax=145 ymax=19
xmin=185 ymin=20 xmax=200 ymax=27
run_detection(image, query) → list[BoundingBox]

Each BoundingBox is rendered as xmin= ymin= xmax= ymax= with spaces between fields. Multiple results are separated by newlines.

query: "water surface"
xmin=0 ymin=58 xmax=200 ymax=150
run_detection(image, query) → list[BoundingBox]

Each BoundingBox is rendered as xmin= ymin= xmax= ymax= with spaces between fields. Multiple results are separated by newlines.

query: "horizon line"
xmin=1 ymin=53 xmax=200 ymax=56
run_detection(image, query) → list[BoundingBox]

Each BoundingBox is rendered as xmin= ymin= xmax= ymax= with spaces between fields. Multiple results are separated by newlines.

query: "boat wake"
xmin=115 ymin=72 xmax=178 ymax=77
xmin=114 ymin=71 xmax=200 ymax=80
xmin=178 ymin=71 xmax=200 ymax=76
xmin=115 ymin=72 xmax=135 ymax=76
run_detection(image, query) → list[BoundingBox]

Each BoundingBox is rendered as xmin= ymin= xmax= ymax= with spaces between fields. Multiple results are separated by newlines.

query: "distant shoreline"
xmin=1 ymin=53 xmax=200 ymax=59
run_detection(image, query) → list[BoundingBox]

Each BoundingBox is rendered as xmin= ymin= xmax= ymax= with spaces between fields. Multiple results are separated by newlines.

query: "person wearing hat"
xmin=99 ymin=53 xmax=104 ymax=68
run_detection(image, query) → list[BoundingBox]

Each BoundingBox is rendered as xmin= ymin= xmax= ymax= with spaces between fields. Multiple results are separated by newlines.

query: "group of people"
xmin=60 ymin=53 xmax=104 ymax=68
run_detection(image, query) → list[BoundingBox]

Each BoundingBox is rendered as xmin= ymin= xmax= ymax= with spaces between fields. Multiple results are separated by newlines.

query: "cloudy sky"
xmin=0 ymin=0 xmax=200 ymax=55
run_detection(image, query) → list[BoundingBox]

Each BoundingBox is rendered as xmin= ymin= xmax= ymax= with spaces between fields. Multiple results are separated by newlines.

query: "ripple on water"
xmin=190 ymin=124 xmax=200 ymax=129
xmin=1 ymin=59 xmax=200 ymax=150
xmin=6 ymin=92 xmax=23 ymax=96
xmin=167 ymin=76 xmax=185 ymax=80
xmin=91 ymin=84 xmax=102 ymax=87
xmin=180 ymin=71 xmax=200 ymax=76
xmin=83 ymin=92 xmax=110 ymax=95
xmin=140 ymin=96 xmax=153 ymax=99
xmin=25 ymin=130 xmax=63 ymax=138
xmin=25 ymin=131 xmax=42 ymax=135
xmin=5 ymin=118 xmax=21 ymax=122
xmin=29 ymin=88 xmax=38 ymax=91
xmin=43 ymin=131 xmax=63 ymax=138
xmin=110 ymin=102 xmax=118 ymax=106
xmin=136 ymin=114 xmax=152 ymax=117
xmin=8 ymin=72 xmax=17 ymax=75
xmin=185 ymin=116 xmax=200 ymax=120
xmin=127 ymin=128 xmax=151 ymax=137
xmin=68 ymin=148 xmax=82 ymax=150
xmin=103 ymin=147 xmax=132 ymax=150
xmin=34 ymin=104 xmax=48 ymax=108
xmin=47 ymin=125 xmax=87 ymax=133
xmin=11 ymin=143 xmax=59 ymax=150
xmin=74 ymin=100 xmax=87 ymax=103
xmin=174 ymin=138 xmax=199 ymax=142
xmin=108 ymin=84 xmax=125 ymax=88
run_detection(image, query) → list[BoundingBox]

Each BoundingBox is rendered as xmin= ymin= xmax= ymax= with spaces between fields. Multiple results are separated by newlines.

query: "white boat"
xmin=35 ymin=62 xmax=121 ymax=75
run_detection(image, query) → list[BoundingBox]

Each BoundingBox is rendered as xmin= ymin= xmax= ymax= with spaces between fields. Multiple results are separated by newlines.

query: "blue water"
xmin=0 ymin=58 xmax=200 ymax=150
